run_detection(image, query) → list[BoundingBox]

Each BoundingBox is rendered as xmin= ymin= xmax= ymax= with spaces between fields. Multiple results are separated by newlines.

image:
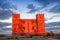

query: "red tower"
xmin=12 ymin=14 xmax=21 ymax=35
xmin=36 ymin=14 xmax=45 ymax=35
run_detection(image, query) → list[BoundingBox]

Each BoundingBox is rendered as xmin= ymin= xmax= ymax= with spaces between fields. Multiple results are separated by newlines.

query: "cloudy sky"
xmin=0 ymin=0 xmax=60 ymax=35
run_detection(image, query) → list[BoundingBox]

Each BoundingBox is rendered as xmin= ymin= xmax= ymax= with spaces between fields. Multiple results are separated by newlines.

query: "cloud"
xmin=46 ymin=22 xmax=60 ymax=32
xmin=0 ymin=22 xmax=11 ymax=33
xmin=28 ymin=8 xmax=40 ymax=13
xmin=2 ymin=28 xmax=11 ymax=31
xmin=34 ymin=0 xmax=60 ymax=13
xmin=46 ymin=22 xmax=60 ymax=27
xmin=27 ymin=4 xmax=35 ymax=9
xmin=0 ymin=22 xmax=11 ymax=35
xmin=49 ymin=15 xmax=60 ymax=20
xmin=0 ymin=0 xmax=17 ymax=9
xmin=35 ymin=0 xmax=49 ymax=7
xmin=0 ymin=0 xmax=18 ymax=35
xmin=0 ymin=0 xmax=18 ymax=20
xmin=35 ymin=0 xmax=60 ymax=6
xmin=27 ymin=4 xmax=41 ymax=13
xmin=47 ymin=27 xmax=60 ymax=31
xmin=0 ymin=31 xmax=12 ymax=36
xmin=27 ymin=4 xmax=36 ymax=13
xmin=0 ymin=10 xmax=13 ymax=20
xmin=0 ymin=28 xmax=11 ymax=32
xmin=49 ymin=4 xmax=60 ymax=13
xmin=0 ymin=22 xmax=11 ymax=28
xmin=45 ymin=22 xmax=60 ymax=33
xmin=45 ymin=18 xmax=48 ymax=21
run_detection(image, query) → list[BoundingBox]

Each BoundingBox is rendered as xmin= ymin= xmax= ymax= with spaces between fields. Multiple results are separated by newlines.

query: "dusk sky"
xmin=0 ymin=0 xmax=60 ymax=35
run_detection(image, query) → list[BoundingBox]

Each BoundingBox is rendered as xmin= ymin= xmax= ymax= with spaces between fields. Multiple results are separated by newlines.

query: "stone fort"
xmin=12 ymin=13 xmax=46 ymax=36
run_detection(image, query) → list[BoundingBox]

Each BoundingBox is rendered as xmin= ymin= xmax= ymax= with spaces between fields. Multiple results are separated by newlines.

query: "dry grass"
xmin=0 ymin=36 xmax=60 ymax=40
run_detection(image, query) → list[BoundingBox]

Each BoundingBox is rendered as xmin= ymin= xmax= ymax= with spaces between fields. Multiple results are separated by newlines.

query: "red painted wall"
xmin=12 ymin=13 xmax=46 ymax=36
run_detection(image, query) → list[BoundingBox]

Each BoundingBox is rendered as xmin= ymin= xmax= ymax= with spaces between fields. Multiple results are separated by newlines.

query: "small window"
xmin=32 ymin=26 xmax=34 ymax=30
xmin=22 ymin=27 xmax=25 ymax=30
xmin=40 ymin=17 xmax=42 ymax=18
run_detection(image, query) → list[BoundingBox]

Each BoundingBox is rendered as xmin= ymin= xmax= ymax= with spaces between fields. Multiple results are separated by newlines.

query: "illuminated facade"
xmin=12 ymin=13 xmax=46 ymax=36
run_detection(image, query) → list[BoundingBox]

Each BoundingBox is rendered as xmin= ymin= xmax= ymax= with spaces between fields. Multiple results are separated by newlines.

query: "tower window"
xmin=40 ymin=17 xmax=42 ymax=18
xmin=22 ymin=27 xmax=25 ymax=30
xmin=32 ymin=26 xmax=34 ymax=30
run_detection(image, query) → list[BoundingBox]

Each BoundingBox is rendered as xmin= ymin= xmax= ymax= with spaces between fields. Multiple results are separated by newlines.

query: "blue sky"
xmin=0 ymin=0 xmax=60 ymax=35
